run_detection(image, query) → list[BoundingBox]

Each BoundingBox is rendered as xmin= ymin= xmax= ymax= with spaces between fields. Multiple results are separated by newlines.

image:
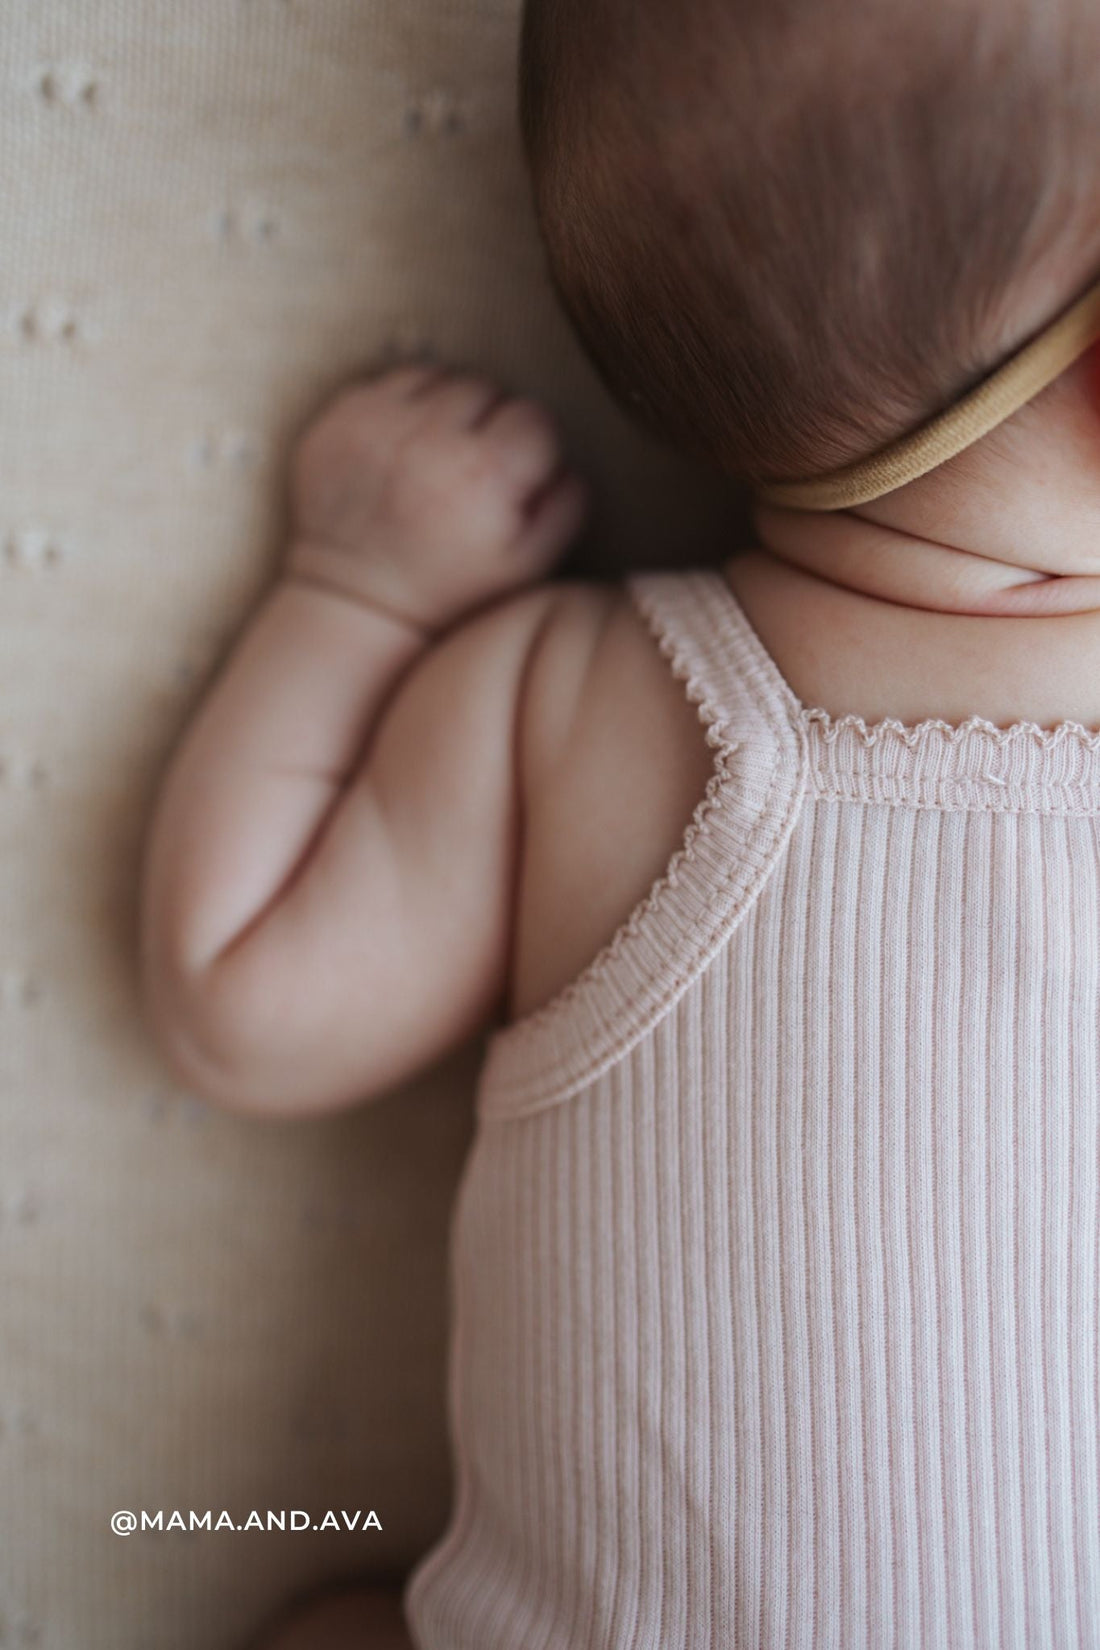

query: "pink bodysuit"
xmin=404 ymin=567 xmax=1100 ymax=1649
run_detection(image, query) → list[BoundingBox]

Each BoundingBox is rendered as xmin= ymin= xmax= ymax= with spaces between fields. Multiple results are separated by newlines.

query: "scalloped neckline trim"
xmin=799 ymin=706 xmax=1100 ymax=749
xmin=720 ymin=567 xmax=1100 ymax=749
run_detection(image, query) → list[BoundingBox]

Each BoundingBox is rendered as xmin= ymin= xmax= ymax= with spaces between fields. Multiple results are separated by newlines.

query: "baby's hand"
xmin=286 ymin=364 xmax=592 ymax=632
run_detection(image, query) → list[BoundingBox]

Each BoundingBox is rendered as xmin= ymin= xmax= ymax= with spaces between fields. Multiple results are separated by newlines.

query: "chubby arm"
xmin=138 ymin=366 xmax=591 ymax=1118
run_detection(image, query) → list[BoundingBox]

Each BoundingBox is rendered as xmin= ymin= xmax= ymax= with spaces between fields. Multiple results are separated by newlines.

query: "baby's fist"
xmin=286 ymin=365 xmax=591 ymax=631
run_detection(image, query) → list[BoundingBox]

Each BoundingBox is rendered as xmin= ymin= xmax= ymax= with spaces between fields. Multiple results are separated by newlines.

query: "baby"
xmin=141 ymin=0 xmax=1100 ymax=1646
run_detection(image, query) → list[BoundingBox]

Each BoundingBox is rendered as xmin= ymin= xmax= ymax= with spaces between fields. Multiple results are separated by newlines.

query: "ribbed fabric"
xmin=404 ymin=568 xmax=1100 ymax=1649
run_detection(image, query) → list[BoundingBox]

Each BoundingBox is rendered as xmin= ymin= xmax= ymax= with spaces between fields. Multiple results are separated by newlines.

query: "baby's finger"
xmin=480 ymin=398 xmax=563 ymax=493
xmin=512 ymin=470 xmax=592 ymax=564
xmin=402 ymin=363 xmax=451 ymax=400
xmin=413 ymin=372 xmax=503 ymax=428
xmin=384 ymin=362 xmax=444 ymax=398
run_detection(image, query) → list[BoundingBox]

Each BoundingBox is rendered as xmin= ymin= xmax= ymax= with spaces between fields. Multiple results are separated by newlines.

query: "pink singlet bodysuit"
xmin=404 ymin=567 xmax=1100 ymax=1650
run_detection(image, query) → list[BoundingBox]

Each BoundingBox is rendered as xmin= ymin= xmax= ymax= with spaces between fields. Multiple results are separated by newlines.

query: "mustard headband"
xmin=755 ymin=267 xmax=1100 ymax=513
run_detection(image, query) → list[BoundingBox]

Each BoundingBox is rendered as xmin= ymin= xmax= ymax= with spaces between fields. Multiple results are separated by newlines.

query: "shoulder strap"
xmin=628 ymin=565 xmax=808 ymax=753
xmin=477 ymin=568 xmax=808 ymax=1119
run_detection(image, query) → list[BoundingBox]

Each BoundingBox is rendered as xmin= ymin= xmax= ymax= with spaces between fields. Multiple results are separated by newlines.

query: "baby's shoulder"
xmin=508 ymin=574 xmax=720 ymax=1023
xmin=520 ymin=575 xmax=710 ymax=793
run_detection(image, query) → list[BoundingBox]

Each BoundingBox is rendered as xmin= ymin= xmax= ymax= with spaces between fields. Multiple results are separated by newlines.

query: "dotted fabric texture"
xmin=0 ymin=4 xmax=741 ymax=1648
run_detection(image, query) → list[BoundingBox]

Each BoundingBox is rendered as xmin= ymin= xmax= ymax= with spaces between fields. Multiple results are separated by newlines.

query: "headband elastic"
xmin=755 ymin=267 xmax=1100 ymax=513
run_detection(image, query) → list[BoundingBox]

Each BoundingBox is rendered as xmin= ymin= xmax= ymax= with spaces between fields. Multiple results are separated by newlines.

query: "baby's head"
xmin=519 ymin=0 xmax=1100 ymax=495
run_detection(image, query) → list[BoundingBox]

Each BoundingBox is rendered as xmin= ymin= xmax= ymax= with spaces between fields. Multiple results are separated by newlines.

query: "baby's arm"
xmin=138 ymin=366 xmax=591 ymax=1118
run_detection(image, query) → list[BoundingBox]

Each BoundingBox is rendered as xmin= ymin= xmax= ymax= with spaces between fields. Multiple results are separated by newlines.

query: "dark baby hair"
xmin=518 ymin=0 xmax=1100 ymax=490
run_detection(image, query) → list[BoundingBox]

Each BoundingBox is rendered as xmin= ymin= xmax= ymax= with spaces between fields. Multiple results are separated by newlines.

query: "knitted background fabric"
xmin=0 ymin=4 xmax=740 ymax=1645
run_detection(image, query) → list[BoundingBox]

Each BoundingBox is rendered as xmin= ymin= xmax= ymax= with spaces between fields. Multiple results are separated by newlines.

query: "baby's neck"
xmin=752 ymin=500 xmax=1100 ymax=618
xmin=752 ymin=356 xmax=1100 ymax=618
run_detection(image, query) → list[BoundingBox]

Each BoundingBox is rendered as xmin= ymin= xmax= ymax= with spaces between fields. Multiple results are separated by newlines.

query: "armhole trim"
xmin=476 ymin=569 xmax=808 ymax=1121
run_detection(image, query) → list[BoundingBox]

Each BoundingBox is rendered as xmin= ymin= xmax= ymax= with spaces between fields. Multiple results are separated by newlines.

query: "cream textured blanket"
xmin=0 ymin=4 xmax=738 ymax=1645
